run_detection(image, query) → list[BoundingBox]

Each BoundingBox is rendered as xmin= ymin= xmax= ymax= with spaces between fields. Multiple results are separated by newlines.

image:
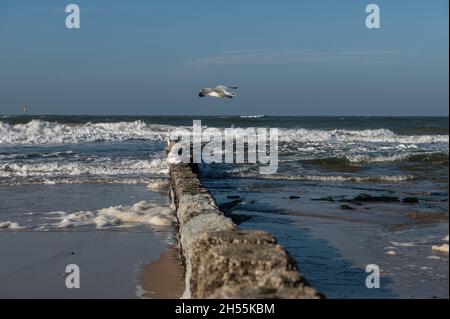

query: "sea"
xmin=0 ymin=115 xmax=448 ymax=298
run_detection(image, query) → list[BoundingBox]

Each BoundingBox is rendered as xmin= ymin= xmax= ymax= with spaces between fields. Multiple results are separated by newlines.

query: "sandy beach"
xmin=139 ymin=245 xmax=185 ymax=299
xmin=0 ymin=181 xmax=183 ymax=298
xmin=0 ymin=230 xmax=177 ymax=298
xmin=0 ymin=115 xmax=448 ymax=299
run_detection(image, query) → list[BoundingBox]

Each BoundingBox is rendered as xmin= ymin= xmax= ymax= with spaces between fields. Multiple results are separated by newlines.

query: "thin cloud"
xmin=185 ymin=49 xmax=402 ymax=67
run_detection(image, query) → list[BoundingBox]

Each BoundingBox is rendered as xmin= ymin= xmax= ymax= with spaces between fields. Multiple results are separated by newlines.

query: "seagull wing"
xmin=215 ymin=85 xmax=238 ymax=93
xmin=214 ymin=85 xmax=228 ymax=91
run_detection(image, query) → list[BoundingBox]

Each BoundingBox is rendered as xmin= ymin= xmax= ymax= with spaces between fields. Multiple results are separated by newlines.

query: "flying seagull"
xmin=198 ymin=85 xmax=238 ymax=98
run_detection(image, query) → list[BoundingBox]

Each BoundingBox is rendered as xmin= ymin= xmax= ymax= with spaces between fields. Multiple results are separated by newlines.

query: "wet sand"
xmin=0 ymin=183 xmax=185 ymax=298
xmin=139 ymin=245 xmax=185 ymax=299
xmin=0 ymin=230 xmax=172 ymax=298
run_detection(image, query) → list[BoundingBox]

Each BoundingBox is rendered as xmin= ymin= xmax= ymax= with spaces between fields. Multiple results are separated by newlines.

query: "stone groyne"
xmin=169 ymin=162 xmax=321 ymax=299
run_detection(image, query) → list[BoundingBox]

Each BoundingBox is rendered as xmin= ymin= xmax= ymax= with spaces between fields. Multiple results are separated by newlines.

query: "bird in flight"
xmin=198 ymin=85 xmax=238 ymax=98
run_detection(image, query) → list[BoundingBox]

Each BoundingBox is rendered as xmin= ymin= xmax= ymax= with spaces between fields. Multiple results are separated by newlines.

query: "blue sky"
xmin=0 ymin=0 xmax=448 ymax=115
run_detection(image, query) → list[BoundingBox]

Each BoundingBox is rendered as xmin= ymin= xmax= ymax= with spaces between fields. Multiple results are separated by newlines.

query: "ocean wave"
xmin=345 ymin=153 xmax=412 ymax=163
xmin=0 ymin=158 xmax=169 ymax=178
xmin=301 ymin=152 xmax=448 ymax=165
xmin=0 ymin=221 xmax=26 ymax=230
xmin=345 ymin=152 xmax=449 ymax=164
xmin=1 ymin=119 xmax=447 ymax=146
xmin=278 ymin=128 xmax=449 ymax=144
xmin=0 ymin=120 xmax=175 ymax=145
xmin=240 ymin=115 xmax=265 ymax=118
xmin=237 ymin=173 xmax=415 ymax=183
xmin=0 ymin=151 xmax=74 ymax=160
xmin=0 ymin=177 xmax=163 ymax=186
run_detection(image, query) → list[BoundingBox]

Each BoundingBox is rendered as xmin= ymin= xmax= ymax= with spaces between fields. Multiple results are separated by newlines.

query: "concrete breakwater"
xmin=169 ymin=162 xmax=321 ymax=299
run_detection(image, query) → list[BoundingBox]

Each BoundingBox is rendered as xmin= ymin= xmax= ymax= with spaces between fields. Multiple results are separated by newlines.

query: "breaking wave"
xmin=237 ymin=173 xmax=415 ymax=183
xmin=0 ymin=177 xmax=162 ymax=187
xmin=293 ymin=152 xmax=449 ymax=166
xmin=1 ymin=120 xmax=447 ymax=146
xmin=338 ymin=152 xmax=448 ymax=164
xmin=0 ymin=221 xmax=26 ymax=230
xmin=240 ymin=115 xmax=265 ymax=118
xmin=345 ymin=153 xmax=418 ymax=163
xmin=0 ymin=158 xmax=169 ymax=178
xmin=0 ymin=151 xmax=74 ymax=160
xmin=0 ymin=120 xmax=176 ymax=145
xmin=278 ymin=128 xmax=448 ymax=144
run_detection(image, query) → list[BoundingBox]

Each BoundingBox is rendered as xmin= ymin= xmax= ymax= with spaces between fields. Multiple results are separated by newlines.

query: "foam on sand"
xmin=55 ymin=200 xmax=176 ymax=229
xmin=98 ymin=201 xmax=175 ymax=227
xmin=0 ymin=201 xmax=176 ymax=231
xmin=147 ymin=178 xmax=170 ymax=190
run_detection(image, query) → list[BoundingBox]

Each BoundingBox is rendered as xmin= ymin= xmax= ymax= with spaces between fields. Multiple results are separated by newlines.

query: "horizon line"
xmin=1 ymin=114 xmax=449 ymax=118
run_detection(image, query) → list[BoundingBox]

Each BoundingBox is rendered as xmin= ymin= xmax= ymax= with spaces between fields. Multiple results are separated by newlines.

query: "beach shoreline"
xmin=0 ymin=115 xmax=448 ymax=298
xmin=0 ymin=182 xmax=182 ymax=298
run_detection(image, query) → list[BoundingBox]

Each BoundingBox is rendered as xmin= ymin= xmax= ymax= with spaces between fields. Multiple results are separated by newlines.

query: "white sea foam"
xmin=0 ymin=177 xmax=161 ymax=186
xmin=0 ymin=221 xmax=26 ymax=230
xmin=239 ymin=173 xmax=414 ymax=183
xmin=345 ymin=151 xmax=449 ymax=163
xmin=240 ymin=115 xmax=265 ymax=118
xmin=0 ymin=158 xmax=169 ymax=178
xmin=432 ymin=244 xmax=449 ymax=254
xmin=59 ymin=200 xmax=176 ymax=228
xmin=390 ymin=241 xmax=416 ymax=247
xmin=1 ymin=120 xmax=447 ymax=146
xmin=147 ymin=179 xmax=170 ymax=190
xmin=135 ymin=285 xmax=150 ymax=299
xmin=0 ymin=120 xmax=177 ymax=145
xmin=345 ymin=153 xmax=413 ymax=163
xmin=278 ymin=128 xmax=449 ymax=144
xmin=427 ymin=255 xmax=441 ymax=260
xmin=0 ymin=200 xmax=177 ymax=231
xmin=0 ymin=151 xmax=74 ymax=160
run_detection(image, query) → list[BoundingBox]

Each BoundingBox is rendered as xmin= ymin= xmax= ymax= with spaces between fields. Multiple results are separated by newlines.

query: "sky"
xmin=0 ymin=0 xmax=448 ymax=116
